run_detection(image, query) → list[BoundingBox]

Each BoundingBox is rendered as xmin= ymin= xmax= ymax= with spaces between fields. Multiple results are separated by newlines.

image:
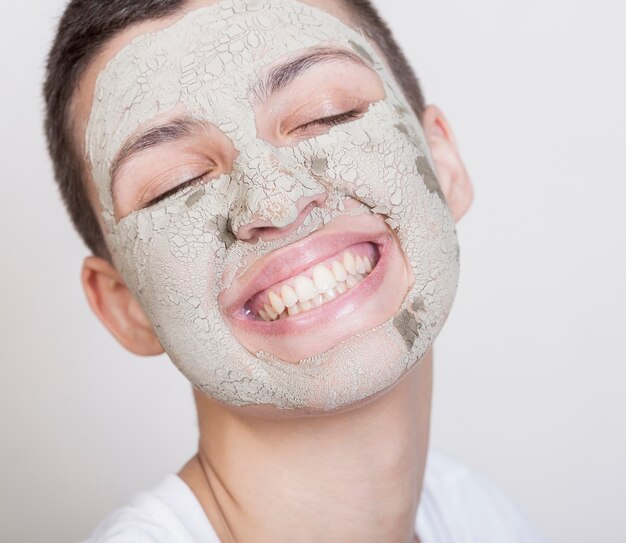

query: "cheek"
xmin=306 ymin=123 xmax=422 ymax=218
xmin=107 ymin=201 xmax=232 ymax=342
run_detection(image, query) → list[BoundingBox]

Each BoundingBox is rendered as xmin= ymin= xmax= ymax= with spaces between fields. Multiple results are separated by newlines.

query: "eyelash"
xmin=295 ymin=110 xmax=361 ymax=133
xmin=144 ymin=171 xmax=212 ymax=208
xmin=143 ymin=111 xmax=360 ymax=209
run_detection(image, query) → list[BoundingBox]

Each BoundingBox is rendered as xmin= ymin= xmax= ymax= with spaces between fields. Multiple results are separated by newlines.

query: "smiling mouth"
xmin=243 ymin=242 xmax=381 ymax=322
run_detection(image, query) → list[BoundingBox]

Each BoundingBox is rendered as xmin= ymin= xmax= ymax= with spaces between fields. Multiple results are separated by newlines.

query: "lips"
xmin=246 ymin=242 xmax=381 ymax=321
xmin=221 ymin=222 xmax=392 ymax=321
xmin=218 ymin=212 xmax=413 ymax=362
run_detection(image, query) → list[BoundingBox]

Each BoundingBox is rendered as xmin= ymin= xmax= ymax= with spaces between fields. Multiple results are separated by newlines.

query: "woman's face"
xmin=83 ymin=0 xmax=460 ymax=412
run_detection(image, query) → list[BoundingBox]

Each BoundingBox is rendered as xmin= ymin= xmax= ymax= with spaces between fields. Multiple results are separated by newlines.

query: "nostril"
xmin=233 ymin=193 xmax=327 ymax=243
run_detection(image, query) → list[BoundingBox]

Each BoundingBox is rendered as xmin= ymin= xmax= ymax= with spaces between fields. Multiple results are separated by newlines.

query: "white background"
xmin=1 ymin=0 xmax=624 ymax=541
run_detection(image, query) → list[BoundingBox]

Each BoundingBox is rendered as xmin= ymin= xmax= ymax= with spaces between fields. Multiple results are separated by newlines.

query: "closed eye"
xmin=143 ymin=170 xmax=213 ymax=208
xmin=139 ymin=112 xmax=361 ymax=208
xmin=292 ymin=110 xmax=361 ymax=134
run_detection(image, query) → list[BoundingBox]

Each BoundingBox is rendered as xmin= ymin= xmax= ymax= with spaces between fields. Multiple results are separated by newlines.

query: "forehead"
xmin=86 ymin=0 xmax=367 ymax=137
xmin=72 ymin=0 xmax=353 ymax=153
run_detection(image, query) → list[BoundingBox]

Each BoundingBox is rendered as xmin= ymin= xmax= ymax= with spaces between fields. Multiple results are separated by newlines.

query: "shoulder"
xmin=81 ymin=475 xmax=217 ymax=543
xmin=417 ymin=450 xmax=548 ymax=543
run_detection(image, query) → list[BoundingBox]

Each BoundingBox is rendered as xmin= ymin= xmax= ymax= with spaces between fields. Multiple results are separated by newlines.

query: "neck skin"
xmin=179 ymin=348 xmax=433 ymax=543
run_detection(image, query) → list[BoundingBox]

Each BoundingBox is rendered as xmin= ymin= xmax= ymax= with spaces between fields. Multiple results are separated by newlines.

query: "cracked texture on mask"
xmin=85 ymin=0 xmax=460 ymax=410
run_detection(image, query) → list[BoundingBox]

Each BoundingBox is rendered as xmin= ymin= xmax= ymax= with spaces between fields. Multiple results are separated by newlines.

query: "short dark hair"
xmin=43 ymin=0 xmax=425 ymax=261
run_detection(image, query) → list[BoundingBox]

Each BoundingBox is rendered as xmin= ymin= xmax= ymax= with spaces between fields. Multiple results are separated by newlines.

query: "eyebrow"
xmin=110 ymin=48 xmax=370 ymax=183
xmin=251 ymin=47 xmax=370 ymax=103
xmin=110 ymin=116 xmax=206 ymax=188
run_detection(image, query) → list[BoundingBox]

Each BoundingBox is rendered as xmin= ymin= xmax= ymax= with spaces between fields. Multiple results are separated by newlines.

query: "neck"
xmin=180 ymin=348 xmax=433 ymax=543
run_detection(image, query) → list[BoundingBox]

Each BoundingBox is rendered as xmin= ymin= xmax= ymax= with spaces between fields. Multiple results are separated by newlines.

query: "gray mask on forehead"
xmin=86 ymin=0 xmax=460 ymax=411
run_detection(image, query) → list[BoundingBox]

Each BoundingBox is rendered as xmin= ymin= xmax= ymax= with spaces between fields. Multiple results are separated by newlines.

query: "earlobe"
xmin=421 ymin=105 xmax=474 ymax=223
xmin=81 ymin=256 xmax=165 ymax=356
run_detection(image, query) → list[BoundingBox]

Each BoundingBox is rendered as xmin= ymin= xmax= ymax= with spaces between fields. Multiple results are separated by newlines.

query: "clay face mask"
xmin=86 ymin=0 xmax=460 ymax=411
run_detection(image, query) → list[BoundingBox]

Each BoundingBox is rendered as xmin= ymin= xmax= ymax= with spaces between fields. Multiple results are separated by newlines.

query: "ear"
xmin=81 ymin=256 xmax=165 ymax=356
xmin=422 ymin=105 xmax=474 ymax=222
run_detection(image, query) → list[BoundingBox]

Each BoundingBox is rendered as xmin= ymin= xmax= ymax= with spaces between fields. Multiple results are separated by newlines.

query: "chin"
xmin=217 ymin=359 xmax=418 ymax=420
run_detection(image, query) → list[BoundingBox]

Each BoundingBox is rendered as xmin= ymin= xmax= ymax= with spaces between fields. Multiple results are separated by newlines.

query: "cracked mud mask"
xmin=85 ymin=0 xmax=460 ymax=411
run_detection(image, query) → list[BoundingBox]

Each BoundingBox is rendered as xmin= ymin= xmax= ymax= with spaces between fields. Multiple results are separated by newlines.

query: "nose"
xmin=228 ymin=141 xmax=327 ymax=242
xmin=235 ymin=192 xmax=327 ymax=242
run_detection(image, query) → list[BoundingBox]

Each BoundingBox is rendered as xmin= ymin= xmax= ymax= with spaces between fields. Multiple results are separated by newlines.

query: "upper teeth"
xmin=257 ymin=251 xmax=374 ymax=321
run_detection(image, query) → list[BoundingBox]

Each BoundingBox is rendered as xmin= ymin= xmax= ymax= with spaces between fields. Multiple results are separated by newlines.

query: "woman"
xmin=44 ymin=0 xmax=543 ymax=541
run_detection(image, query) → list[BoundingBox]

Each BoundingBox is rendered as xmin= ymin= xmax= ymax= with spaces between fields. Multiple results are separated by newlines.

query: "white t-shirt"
xmin=82 ymin=450 xmax=547 ymax=543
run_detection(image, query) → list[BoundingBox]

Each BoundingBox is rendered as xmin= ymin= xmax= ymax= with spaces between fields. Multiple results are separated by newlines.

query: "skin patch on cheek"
xmin=85 ymin=0 xmax=460 ymax=411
